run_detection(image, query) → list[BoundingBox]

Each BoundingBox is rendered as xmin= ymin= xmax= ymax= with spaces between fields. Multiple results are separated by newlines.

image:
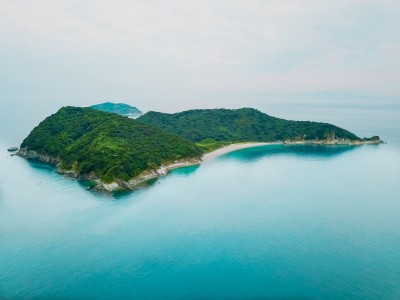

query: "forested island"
xmin=18 ymin=106 xmax=382 ymax=191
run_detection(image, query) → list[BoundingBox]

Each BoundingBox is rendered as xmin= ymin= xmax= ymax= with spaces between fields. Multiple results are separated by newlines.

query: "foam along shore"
xmin=202 ymin=142 xmax=275 ymax=162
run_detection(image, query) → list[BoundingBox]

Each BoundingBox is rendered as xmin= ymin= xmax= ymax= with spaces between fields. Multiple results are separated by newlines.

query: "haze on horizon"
xmin=0 ymin=0 xmax=399 ymax=144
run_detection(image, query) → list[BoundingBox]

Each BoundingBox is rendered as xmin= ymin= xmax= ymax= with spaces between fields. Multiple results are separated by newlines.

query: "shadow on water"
xmin=27 ymin=159 xmax=56 ymax=171
xmin=220 ymin=144 xmax=366 ymax=163
xmin=112 ymin=178 xmax=159 ymax=200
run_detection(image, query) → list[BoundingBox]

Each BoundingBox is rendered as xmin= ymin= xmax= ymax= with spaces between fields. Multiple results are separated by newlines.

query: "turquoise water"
xmin=1 ymin=143 xmax=400 ymax=299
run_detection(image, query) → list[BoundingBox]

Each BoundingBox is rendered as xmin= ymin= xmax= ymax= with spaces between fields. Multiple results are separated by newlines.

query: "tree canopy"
xmin=138 ymin=108 xmax=360 ymax=150
xmin=21 ymin=107 xmax=203 ymax=182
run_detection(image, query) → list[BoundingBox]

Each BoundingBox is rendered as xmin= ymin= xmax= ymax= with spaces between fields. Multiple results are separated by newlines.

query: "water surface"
xmin=1 ymin=143 xmax=400 ymax=299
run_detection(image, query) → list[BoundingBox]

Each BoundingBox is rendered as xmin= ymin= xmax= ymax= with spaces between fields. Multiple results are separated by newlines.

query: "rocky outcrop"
xmin=17 ymin=148 xmax=60 ymax=164
xmin=283 ymin=134 xmax=383 ymax=145
xmin=94 ymin=159 xmax=201 ymax=192
xmin=362 ymin=136 xmax=384 ymax=144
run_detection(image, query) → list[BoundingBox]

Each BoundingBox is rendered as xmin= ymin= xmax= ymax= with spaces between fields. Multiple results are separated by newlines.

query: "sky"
xmin=0 ymin=0 xmax=400 ymax=144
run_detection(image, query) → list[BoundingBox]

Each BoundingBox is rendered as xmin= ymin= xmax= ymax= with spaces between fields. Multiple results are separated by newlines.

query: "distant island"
xmin=18 ymin=106 xmax=382 ymax=192
xmin=90 ymin=102 xmax=142 ymax=118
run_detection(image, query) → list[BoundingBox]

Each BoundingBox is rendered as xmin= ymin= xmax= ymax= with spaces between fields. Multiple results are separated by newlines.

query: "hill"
xmin=19 ymin=107 xmax=203 ymax=190
xmin=90 ymin=102 xmax=142 ymax=118
xmin=138 ymin=108 xmax=366 ymax=150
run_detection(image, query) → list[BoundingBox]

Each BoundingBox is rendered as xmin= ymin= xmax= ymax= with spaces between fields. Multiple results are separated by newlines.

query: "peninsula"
xmin=18 ymin=106 xmax=382 ymax=192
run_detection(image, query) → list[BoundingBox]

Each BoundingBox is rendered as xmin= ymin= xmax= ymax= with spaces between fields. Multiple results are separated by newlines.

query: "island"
xmin=90 ymin=102 xmax=142 ymax=118
xmin=18 ymin=106 xmax=382 ymax=192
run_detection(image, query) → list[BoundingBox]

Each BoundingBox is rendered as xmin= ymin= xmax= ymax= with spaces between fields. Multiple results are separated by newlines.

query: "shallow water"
xmin=1 ymin=142 xmax=400 ymax=299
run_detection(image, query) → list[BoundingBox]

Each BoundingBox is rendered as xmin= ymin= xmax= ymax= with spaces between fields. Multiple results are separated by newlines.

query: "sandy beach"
xmin=168 ymin=142 xmax=277 ymax=171
xmin=202 ymin=142 xmax=277 ymax=162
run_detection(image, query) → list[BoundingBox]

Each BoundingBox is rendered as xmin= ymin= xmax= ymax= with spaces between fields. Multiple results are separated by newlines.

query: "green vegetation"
xmin=21 ymin=107 xmax=203 ymax=183
xmin=194 ymin=138 xmax=232 ymax=151
xmin=138 ymin=108 xmax=361 ymax=147
xmin=90 ymin=102 xmax=142 ymax=117
xmin=363 ymin=136 xmax=381 ymax=142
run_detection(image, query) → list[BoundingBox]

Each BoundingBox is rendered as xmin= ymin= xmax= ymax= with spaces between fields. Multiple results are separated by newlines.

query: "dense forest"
xmin=20 ymin=107 xmax=203 ymax=182
xmin=138 ymin=108 xmax=361 ymax=150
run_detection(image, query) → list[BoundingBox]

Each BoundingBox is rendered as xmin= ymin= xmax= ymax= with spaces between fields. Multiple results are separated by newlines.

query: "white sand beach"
xmin=202 ymin=142 xmax=277 ymax=162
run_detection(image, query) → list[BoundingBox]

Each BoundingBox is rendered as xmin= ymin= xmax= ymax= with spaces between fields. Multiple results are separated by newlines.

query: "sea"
xmin=1 ymin=99 xmax=400 ymax=299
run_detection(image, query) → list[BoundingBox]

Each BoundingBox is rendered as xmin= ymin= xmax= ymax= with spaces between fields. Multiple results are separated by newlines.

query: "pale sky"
xmin=0 ymin=0 xmax=399 ymax=115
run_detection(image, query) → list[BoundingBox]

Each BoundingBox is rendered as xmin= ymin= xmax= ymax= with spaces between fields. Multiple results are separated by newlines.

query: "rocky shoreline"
xmin=91 ymin=158 xmax=201 ymax=192
xmin=17 ymin=148 xmax=202 ymax=192
xmin=17 ymin=137 xmax=383 ymax=192
xmin=283 ymin=137 xmax=384 ymax=145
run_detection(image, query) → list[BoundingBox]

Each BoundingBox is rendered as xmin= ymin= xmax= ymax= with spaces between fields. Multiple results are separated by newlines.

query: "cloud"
xmin=0 ymin=0 xmax=399 ymax=107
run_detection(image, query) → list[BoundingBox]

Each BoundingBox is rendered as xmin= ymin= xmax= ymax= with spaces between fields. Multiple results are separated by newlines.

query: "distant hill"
xmin=19 ymin=107 xmax=203 ymax=189
xmin=138 ymin=108 xmax=364 ymax=150
xmin=90 ymin=102 xmax=142 ymax=118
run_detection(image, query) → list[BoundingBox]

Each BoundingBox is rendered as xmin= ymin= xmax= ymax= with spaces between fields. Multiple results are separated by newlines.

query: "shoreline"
xmin=97 ymin=142 xmax=276 ymax=191
xmin=201 ymin=142 xmax=277 ymax=162
xmin=87 ymin=142 xmax=277 ymax=191
xmin=17 ymin=139 xmax=382 ymax=192
xmin=121 ymin=139 xmax=381 ymax=191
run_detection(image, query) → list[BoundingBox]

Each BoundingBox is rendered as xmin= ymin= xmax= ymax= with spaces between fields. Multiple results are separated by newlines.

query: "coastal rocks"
xmin=362 ymin=136 xmax=384 ymax=144
xmin=17 ymin=148 xmax=59 ymax=164
xmin=283 ymin=138 xmax=355 ymax=145
xmin=18 ymin=147 xmax=201 ymax=192
xmin=94 ymin=159 xmax=201 ymax=192
xmin=155 ymin=165 xmax=168 ymax=176
xmin=56 ymin=169 xmax=80 ymax=178
xmin=95 ymin=181 xmax=120 ymax=192
xmin=283 ymin=135 xmax=383 ymax=145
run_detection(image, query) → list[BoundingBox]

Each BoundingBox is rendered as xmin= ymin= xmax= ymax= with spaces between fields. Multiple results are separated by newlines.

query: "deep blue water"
xmin=1 ymin=142 xmax=400 ymax=299
xmin=1 ymin=98 xmax=400 ymax=299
